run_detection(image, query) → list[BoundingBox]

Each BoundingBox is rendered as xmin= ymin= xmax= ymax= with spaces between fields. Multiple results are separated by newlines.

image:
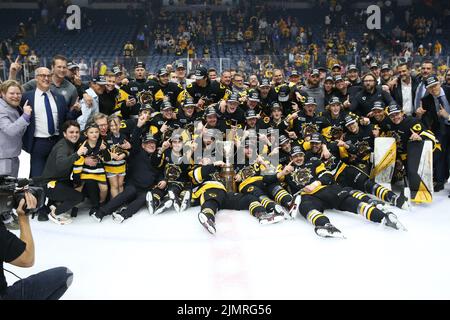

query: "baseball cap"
xmin=157 ymin=68 xmax=169 ymax=76
xmin=112 ymin=66 xmax=122 ymax=75
xmin=194 ymin=66 xmax=208 ymax=80
xmin=310 ymin=132 xmax=322 ymax=143
xmin=387 ymin=103 xmax=402 ymax=116
xmin=183 ymin=96 xmax=196 ymax=107
xmin=259 ymin=78 xmax=271 ymax=87
xmin=140 ymin=104 xmax=153 ymax=112
xmin=317 ymin=66 xmax=328 ymax=72
xmin=372 ymin=101 xmax=384 ymax=111
xmin=290 ymin=145 xmax=305 ymax=157
xmin=425 ymin=75 xmax=440 ymax=88
xmin=345 ymin=115 xmax=357 ymax=126
xmin=348 ymin=64 xmax=358 ymax=72
xmin=135 ymin=61 xmax=146 ymax=69
xmin=324 ymin=76 xmax=334 ymax=83
xmin=279 ymin=134 xmax=290 ymax=145
xmin=175 ymin=62 xmax=185 ymax=70
xmin=305 ymin=97 xmax=317 ymax=105
xmin=334 ymin=75 xmax=344 ymax=82
xmin=277 ymin=85 xmax=290 ymax=102
xmin=289 ymin=70 xmax=300 ymax=77
xmin=247 ymin=89 xmax=260 ymax=102
xmin=245 ymin=109 xmax=258 ymax=119
xmin=332 ymin=64 xmax=341 ymax=70
xmin=329 ymin=96 xmax=341 ymax=105
xmin=67 ymin=61 xmax=79 ymax=70
xmin=91 ymin=75 xmax=107 ymax=85
xmin=271 ymin=102 xmax=282 ymax=110
xmin=381 ymin=64 xmax=391 ymax=71
xmin=227 ymin=92 xmax=240 ymax=103
xmin=370 ymin=62 xmax=379 ymax=69
xmin=142 ymin=133 xmax=158 ymax=143
xmin=161 ymin=101 xmax=174 ymax=110
xmin=310 ymin=69 xmax=320 ymax=76
xmin=204 ymin=106 xmax=217 ymax=117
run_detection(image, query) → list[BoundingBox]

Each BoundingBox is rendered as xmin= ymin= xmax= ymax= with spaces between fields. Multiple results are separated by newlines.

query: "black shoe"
xmin=70 ymin=207 xmax=78 ymax=218
xmin=434 ymin=183 xmax=444 ymax=192
xmin=37 ymin=207 xmax=49 ymax=221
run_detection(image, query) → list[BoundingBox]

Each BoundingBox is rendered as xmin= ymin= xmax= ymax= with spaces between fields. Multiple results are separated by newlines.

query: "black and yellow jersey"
xmin=185 ymin=80 xmax=231 ymax=104
xmin=290 ymin=110 xmax=332 ymax=140
xmin=188 ymin=164 xmax=228 ymax=201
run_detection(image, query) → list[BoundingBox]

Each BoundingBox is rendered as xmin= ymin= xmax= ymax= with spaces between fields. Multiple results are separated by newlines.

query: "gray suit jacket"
xmin=0 ymin=98 xmax=30 ymax=159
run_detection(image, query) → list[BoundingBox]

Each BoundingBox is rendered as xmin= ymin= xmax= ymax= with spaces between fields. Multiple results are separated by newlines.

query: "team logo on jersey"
xmin=248 ymin=186 xmax=255 ymax=192
xmin=239 ymin=166 xmax=257 ymax=180
xmin=137 ymin=90 xmax=154 ymax=105
xmin=291 ymin=167 xmax=313 ymax=187
xmin=355 ymin=140 xmax=371 ymax=157
xmin=302 ymin=123 xmax=319 ymax=137
xmin=165 ymin=164 xmax=182 ymax=181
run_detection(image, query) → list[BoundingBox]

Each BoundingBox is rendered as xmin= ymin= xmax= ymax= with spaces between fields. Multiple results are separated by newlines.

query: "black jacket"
xmin=350 ymin=86 xmax=393 ymax=117
xmin=421 ymin=86 xmax=450 ymax=135
xmin=40 ymin=138 xmax=80 ymax=183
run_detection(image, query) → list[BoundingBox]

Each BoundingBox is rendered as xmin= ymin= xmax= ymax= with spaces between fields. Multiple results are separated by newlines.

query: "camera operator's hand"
xmin=16 ymin=192 xmax=37 ymax=216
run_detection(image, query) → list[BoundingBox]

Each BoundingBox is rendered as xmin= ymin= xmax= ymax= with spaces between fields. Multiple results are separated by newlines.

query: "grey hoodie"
xmin=0 ymin=98 xmax=30 ymax=159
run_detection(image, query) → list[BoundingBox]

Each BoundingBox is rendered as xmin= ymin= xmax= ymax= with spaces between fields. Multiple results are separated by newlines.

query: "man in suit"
xmin=419 ymin=75 xmax=450 ymax=194
xmin=20 ymin=67 xmax=81 ymax=222
xmin=414 ymin=60 xmax=434 ymax=113
xmin=389 ymin=62 xmax=420 ymax=116
xmin=21 ymin=67 xmax=80 ymax=178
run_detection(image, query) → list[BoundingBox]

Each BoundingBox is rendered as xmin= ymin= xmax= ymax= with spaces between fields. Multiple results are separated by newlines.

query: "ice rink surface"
xmin=5 ymin=153 xmax=450 ymax=299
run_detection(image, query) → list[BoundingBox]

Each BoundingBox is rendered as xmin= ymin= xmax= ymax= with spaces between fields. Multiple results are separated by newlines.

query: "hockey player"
xmin=189 ymin=157 xmax=282 ymax=234
xmin=277 ymin=146 xmax=406 ymax=238
xmin=234 ymin=140 xmax=296 ymax=218
xmin=147 ymin=133 xmax=194 ymax=215
xmin=307 ymin=133 xmax=409 ymax=209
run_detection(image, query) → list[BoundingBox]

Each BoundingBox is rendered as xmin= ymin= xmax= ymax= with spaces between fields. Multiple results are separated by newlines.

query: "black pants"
xmin=199 ymin=189 xmax=265 ymax=217
xmin=83 ymin=180 xmax=100 ymax=208
xmin=98 ymin=184 xmax=145 ymax=219
xmin=30 ymin=137 xmax=58 ymax=178
xmin=336 ymin=164 xmax=397 ymax=204
xmin=434 ymin=127 xmax=450 ymax=184
xmin=45 ymin=181 xmax=84 ymax=215
xmin=299 ymin=185 xmax=385 ymax=227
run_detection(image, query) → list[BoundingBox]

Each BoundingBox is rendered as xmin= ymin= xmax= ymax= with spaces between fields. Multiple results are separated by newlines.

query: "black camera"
xmin=0 ymin=175 xmax=45 ymax=224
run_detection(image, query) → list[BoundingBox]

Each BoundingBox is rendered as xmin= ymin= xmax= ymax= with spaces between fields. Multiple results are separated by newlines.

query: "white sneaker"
xmin=146 ymin=191 xmax=154 ymax=215
xmin=112 ymin=212 xmax=125 ymax=223
xmin=48 ymin=208 xmax=73 ymax=225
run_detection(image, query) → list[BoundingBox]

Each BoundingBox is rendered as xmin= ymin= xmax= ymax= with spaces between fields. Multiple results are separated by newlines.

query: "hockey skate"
xmin=254 ymin=210 xmax=284 ymax=225
xmin=154 ymin=198 xmax=174 ymax=215
xmin=314 ymin=223 xmax=345 ymax=239
xmin=383 ymin=212 xmax=407 ymax=231
xmin=89 ymin=208 xmax=102 ymax=223
xmin=179 ymin=190 xmax=191 ymax=213
xmin=273 ymin=204 xmax=289 ymax=217
xmin=146 ymin=191 xmax=154 ymax=215
xmin=168 ymin=190 xmax=181 ymax=213
xmin=198 ymin=211 xmax=216 ymax=235
xmin=394 ymin=193 xmax=411 ymax=210
xmin=286 ymin=194 xmax=301 ymax=220
xmin=112 ymin=211 xmax=125 ymax=223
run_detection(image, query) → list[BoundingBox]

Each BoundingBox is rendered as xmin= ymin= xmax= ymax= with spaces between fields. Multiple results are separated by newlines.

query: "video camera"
xmin=0 ymin=175 xmax=45 ymax=224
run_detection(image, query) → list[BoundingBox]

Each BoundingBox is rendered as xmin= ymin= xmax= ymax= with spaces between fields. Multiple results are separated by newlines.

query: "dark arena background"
xmin=0 ymin=0 xmax=450 ymax=302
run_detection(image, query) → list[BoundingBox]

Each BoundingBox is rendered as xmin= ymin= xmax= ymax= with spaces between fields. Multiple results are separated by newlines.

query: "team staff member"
xmin=350 ymin=73 xmax=393 ymax=117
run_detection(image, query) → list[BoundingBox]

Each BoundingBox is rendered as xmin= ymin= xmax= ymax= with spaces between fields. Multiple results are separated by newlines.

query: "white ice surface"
xmin=4 ymin=152 xmax=450 ymax=299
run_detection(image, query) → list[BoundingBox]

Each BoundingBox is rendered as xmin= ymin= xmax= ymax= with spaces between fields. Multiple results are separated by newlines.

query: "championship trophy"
xmin=220 ymin=140 xmax=236 ymax=192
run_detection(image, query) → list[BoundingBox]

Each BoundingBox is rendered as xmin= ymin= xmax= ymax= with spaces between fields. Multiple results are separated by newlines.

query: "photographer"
xmin=0 ymin=192 xmax=73 ymax=299
xmin=0 ymin=80 xmax=31 ymax=177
